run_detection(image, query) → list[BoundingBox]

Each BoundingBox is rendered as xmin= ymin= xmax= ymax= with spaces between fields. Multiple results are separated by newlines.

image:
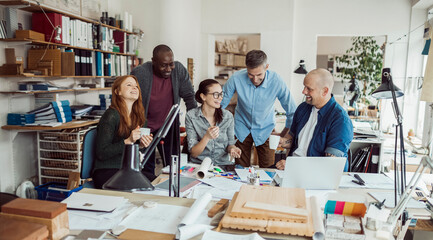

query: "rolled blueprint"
xmin=311 ymin=196 xmax=325 ymax=240
xmin=196 ymin=157 xmax=213 ymax=179
xmin=176 ymin=192 xmax=213 ymax=239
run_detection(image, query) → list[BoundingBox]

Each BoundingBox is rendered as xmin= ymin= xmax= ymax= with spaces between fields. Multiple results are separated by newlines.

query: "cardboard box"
xmin=15 ymin=30 xmax=45 ymax=41
xmin=61 ymin=52 xmax=75 ymax=76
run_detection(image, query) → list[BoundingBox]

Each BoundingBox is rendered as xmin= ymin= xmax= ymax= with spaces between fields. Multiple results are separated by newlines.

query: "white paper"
xmin=366 ymin=205 xmax=391 ymax=222
xmin=200 ymin=176 xmax=243 ymax=192
xmin=306 ymin=190 xmax=337 ymax=210
xmin=120 ymin=204 xmax=189 ymax=234
xmin=68 ymin=201 xmax=136 ymax=230
xmin=197 ymin=157 xmax=213 ymax=179
xmin=191 ymin=184 xmax=237 ymax=200
xmin=339 ymin=173 xmax=394 ymax=190
xmin=368 ymin=191 xmax=426 ymax=209
xmin=310 ymin=196 xmax=325 ymax=240
xmin=235 ymin=169 xmax=273 ymax=183
xmin=178 ymin=224 xmax=213 ymax=240
xmin=201 ymin=230 xmax=265 ymax=240
xmin=176 ymin=193 xmax=213 ymax=239
xmin=61 ymin=192 xmax=127 ymax=212
xmin=179 ymin=192 xmax=212 ymax=226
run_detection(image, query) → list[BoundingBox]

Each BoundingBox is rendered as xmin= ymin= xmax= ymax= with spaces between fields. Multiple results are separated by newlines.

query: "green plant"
xmin=335 ymin=36 xmax=383 ymax=104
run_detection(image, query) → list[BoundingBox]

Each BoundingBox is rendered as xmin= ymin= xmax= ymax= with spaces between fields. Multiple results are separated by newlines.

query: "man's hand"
xmin=276 ymin=160 xmax=286 ymax=170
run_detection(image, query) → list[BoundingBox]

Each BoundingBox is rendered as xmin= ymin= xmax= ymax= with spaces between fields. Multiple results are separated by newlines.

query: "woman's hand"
xmin=228 ymin=145 xmax=242 ymax=158
xmin=125 ymin=126 xmax=141 ymax=144
xmin=204 ymin=126 xmax=219 ymax=140
xmin=140 ymin=134 xmax=153 ymax=148
xmin=276 ymin=160 xmax=286 ymax=170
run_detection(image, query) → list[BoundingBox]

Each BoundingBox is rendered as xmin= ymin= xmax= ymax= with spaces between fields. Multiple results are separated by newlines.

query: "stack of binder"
xmin=7 ymin=113 xmax=35 ymax=125
xmin=350 ymin=145 xmax=379 ymax=173
xmin=28 ymin=100 xmax=73 ymax=123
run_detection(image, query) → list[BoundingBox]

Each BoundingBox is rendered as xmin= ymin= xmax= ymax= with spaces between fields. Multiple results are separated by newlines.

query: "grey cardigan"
xmin=131 ymin=61 xmax=197 ymax=116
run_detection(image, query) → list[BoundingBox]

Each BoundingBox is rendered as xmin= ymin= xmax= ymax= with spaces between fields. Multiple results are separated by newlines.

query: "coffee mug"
xmin=269 ymin=135 xmax=280 ymax=150
xmin=140 ymin=128 xmax=151 ymax=136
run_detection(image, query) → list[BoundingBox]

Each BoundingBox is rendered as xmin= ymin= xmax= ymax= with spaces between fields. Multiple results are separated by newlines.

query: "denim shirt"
xmin=185 ymin=107 xmax=236 ymax=165
xmin=289 ymin=96 xmax=353 ymax=159
xmin=221 ymin=69 xmax=296 ymax=146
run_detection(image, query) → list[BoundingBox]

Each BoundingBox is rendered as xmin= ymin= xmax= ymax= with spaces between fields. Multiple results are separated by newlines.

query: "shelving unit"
xmin=0 ymin=87 xmax=111 ymax=95
xmin=0 ymin=38 xmax=137 ymax=57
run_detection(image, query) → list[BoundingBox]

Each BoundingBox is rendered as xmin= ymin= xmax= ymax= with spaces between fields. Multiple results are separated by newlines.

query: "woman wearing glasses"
xmin=185 ymin=79 xmax=241 ymax=165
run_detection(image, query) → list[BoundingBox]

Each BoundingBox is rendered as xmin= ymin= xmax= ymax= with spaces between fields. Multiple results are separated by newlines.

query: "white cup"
xmin=140 ymin=128 xmax=151 ymax=136
xmin=269 ymin=135 xmax=280 ymax=150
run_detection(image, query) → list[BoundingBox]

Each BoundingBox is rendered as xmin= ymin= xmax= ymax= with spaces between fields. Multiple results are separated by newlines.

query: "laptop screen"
xmin=281 ymin=156 xmax=346 ymax=190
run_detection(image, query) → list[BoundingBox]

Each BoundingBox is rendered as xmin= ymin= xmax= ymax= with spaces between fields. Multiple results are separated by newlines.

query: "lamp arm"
xmin=386 ymin=156 xmax=433 ymax=228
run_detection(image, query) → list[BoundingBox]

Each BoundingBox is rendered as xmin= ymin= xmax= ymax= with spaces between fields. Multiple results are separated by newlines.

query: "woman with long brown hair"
xmin=93 ymin=75 xmax=154 ymax=189
xmin=185 ymin=79 xmax=241 ymax=165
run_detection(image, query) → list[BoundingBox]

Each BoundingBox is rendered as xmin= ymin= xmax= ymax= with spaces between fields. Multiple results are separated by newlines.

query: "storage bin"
xmin=35 ymin=182 xmax=82 ymax=201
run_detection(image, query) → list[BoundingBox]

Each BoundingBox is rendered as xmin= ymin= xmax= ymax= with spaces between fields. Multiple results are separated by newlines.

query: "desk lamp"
xmin=382 ymin=156 xmax=433 ymax=237
xmin=37 ymin=1 xmax=62 ymax=42
xmin=294 ymin=60 xmax=308 ymax=74
xmin=371 ymin=68 xmax=405 ymax=207
xmin=103 ymin=104 xmax=181 ymax=192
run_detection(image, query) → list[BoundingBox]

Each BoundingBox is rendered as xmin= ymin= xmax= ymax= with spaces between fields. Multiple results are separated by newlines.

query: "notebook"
xmin=281 ymin=156 xmax=346 ymax=190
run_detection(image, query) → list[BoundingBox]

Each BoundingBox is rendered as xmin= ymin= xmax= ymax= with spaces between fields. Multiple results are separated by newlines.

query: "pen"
xmin=352 ymin=180 xmax=365 ymax=186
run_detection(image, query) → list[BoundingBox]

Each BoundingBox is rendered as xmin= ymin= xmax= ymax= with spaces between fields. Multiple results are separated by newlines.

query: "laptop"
xmin=281 ymin=156 xmax=346 ymax=190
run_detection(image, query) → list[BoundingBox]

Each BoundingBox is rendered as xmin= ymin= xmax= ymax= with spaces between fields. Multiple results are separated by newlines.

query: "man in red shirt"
xmin=131 ymin=45 xmax=197 ymax=175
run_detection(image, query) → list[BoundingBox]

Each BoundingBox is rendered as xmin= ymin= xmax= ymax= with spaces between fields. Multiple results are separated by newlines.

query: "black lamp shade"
xmin=371 ymin=78 xmax=404 ymax=99
xmin=294 ymin=60 xmax=308 ymax=74
xmin=103 ymin=144 xmax=154 ymax=191
xmin=371 ymin=68 xmax=404 ymax=99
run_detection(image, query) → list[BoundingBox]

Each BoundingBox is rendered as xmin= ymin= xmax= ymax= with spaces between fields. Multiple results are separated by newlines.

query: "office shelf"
xmin=0 ymin=87 xmax=110 ymax=95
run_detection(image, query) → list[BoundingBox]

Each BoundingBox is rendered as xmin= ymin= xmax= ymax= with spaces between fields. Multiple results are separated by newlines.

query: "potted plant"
xmin=335 ymin=36 xmax=384 ymax=105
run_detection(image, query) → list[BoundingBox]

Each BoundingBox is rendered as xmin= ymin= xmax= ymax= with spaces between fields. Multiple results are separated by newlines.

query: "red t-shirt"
xmin=146 ymin=74 xmax=174 ymax=131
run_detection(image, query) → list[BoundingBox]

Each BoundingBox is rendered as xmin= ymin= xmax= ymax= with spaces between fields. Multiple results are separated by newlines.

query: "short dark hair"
xmin=152 ymin=44 xmax=172 ymax=58
xmin=245 ymin=50 xmax=267 ymax=68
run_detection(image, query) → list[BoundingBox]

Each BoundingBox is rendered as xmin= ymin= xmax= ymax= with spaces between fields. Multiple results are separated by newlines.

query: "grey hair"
xmin=245 ymin=50 xmax=267 ymax=69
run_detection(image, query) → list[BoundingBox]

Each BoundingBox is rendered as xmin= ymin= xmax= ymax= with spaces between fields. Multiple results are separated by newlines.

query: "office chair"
xmin=81 ymin=127 xmax=97 ymax=188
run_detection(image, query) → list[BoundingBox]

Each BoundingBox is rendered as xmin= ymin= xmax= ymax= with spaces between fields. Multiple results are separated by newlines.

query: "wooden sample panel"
xmin=220 ymin=192 xmax=314 ymax=237
xmin=230 ymin=185 xmax=307 ymax=222
xmin=1 ymin=198 xmax=66 ymax=219
xmin=0 ymin=215 xmax=49 ymax=240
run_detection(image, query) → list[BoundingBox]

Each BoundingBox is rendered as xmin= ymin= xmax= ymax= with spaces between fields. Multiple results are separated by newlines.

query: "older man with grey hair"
xmin=221 ymin=50 xmax=296 ymax=168
xmin=276 ymin=68 xmax=353 ymax=171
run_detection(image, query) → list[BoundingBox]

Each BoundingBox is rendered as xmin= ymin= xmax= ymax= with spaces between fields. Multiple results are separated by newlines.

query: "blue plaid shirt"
xmin=221 ymin=69 xmax=296 ymax=146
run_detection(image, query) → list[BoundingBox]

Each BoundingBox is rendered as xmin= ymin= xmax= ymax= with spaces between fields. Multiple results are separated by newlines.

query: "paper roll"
xmin=176 ymin=192 xmax=212 ymax=239
xmin=197 ymin=157 xmax=213 ymax=179
xmin=310 ymin=196 xmax=325 ymax=240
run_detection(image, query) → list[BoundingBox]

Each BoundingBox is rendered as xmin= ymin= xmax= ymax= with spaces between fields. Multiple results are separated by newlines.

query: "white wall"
xmin=291 ymin=0 xmax=412 ymax=104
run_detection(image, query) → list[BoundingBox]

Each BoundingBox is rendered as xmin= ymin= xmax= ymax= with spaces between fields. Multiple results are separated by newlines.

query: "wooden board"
xmin=220 ymin=192 xmax=314 ymax=237
xmin=0 ymin=215 xmax=49 ymax=240
xmin=230 ymin=185 xmax=307 ymax=222
xmin=118 ymin=229 xmax=175 ymax=240
xmin=1 ymin=198 xmax=66 ymax=219
xmin=0 ymin=211 xmax=69 ymax=240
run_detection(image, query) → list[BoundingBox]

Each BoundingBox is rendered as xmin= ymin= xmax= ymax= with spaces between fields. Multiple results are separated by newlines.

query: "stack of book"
xmin=27 ymin=100 xmax=72 ymax=124
xmin=7 ymin=113 xmax=35 ymax=125
xmin=70 ymin=105 xmax=94 ymax=118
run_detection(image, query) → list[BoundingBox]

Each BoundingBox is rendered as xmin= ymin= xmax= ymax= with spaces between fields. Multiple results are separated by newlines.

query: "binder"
xmin=95 ymin=51 xmax=102 ymax=76
xmin=74 ymin=49 xmax=81 ymax=76
xmin=32 ymin=12 xmax=63 ymax=43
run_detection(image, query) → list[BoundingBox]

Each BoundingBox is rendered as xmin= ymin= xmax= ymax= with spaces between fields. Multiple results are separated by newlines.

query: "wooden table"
xmin=1 ymin=120 xmax=99 ymax=131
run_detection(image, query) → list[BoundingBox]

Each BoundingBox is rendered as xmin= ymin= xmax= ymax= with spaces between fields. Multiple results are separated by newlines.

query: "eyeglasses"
xmin=207 ymin=92 xmax=223 ymax=99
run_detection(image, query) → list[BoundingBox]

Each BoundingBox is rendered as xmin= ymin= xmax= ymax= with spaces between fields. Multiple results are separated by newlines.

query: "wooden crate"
xmin=15 ymin=30 xmax=45 ymax=41
xmin=28 ymin=47 xmax=61 ymax=76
